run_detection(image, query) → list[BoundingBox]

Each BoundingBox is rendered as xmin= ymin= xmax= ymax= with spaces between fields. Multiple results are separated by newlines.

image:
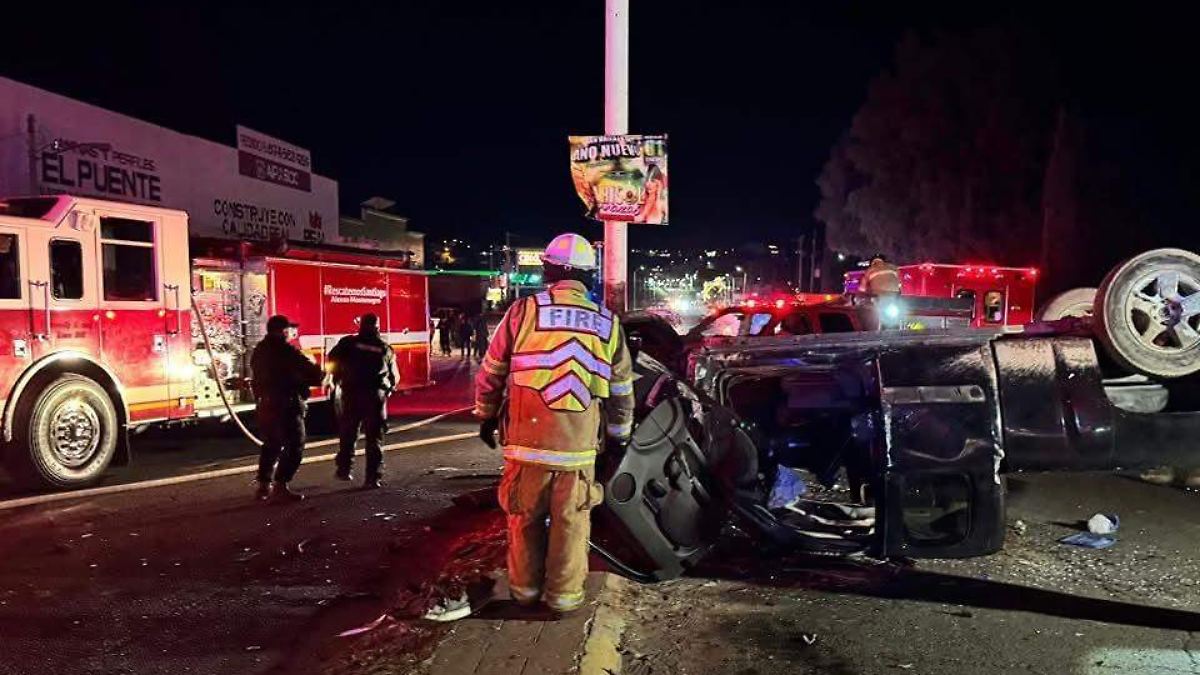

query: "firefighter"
xmin=250 ymin=315 xmax=325 ymax=502
xmin=328 ymin=313 xmax=399 ymax=489
xmin=863 ymin=255 xmax=901 ymax=296
xmin=475 ymin=233 xmax=635 ymax=614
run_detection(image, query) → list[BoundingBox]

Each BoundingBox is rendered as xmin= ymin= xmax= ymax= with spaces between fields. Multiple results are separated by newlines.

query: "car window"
xmin=701 ymin=312 xmax=743 ymax=337
xmin=747 ymin=312 xmax=774 ymax=336
xmin=778 ymin=312 xmax=812 ymax=335
xmin=0 ymin=233 xmax=19 ymax=299
xmin=101 ymin=217 xmax=158 ymax=302
xmin=818 ymin=312 xmax=855 ymax=333
xmin=50 ymin=239 xmax=84 ymax=300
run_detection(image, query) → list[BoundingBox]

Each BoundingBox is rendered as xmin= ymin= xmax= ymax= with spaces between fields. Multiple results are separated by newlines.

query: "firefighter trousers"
xmin=497 ymin=461 xmax=603 ymax=612
xmin=256 ymin=400 xmax=307 ymax=484
xmin=335 ymin=389 xmax=387 ymax=479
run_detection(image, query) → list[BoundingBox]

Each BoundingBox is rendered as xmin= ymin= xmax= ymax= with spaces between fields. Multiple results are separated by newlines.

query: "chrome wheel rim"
xmin=50 ymin=398 xmax=101 ymax=468
xmin=1124 ymin=269 xmax=1200 ymax=352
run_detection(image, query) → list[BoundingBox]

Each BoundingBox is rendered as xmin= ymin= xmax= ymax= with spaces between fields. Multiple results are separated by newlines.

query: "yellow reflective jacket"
xmin=474 ymin=280 xmax=635 ymax=469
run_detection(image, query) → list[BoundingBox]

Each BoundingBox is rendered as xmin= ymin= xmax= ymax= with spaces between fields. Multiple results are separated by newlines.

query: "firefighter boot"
xmin=270 ymin=482 xmax=305 ymax=503
xmin=254 ymin=480 xmax=271 ymax=501
xmin=543 ymin=470 xmax=601 ymax=613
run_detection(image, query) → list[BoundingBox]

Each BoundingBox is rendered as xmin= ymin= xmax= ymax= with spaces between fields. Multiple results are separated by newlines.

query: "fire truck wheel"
xmin=1037 ymin=287 xmax=1097 ymax=321
xmin=1095 ymin=248 xmax=1200 ymax=379
xmin=11 ymin=374 xmax=118 ymax=489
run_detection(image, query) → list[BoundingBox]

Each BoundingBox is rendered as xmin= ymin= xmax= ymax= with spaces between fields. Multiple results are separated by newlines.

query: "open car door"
xmin=591 ymin=353 xmax=734 ymax=580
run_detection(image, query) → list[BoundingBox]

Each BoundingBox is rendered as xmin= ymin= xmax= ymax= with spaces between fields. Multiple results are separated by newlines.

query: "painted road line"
xmin=0 ymin=431 xmax=478 ymax=512
xmin=303 ymin=405 xmax=474 ymax=450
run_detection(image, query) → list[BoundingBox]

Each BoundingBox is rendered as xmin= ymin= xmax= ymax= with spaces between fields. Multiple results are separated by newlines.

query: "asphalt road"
xmin=611 ymin=472 xmax=1200 ymax=675
xmin=0 ymin=418 xmax=500 ymax=675
xmin=0 ymin=357 xmax=495 ymax=675
xmin=6 ymin=355 xmax=1200 ymax=675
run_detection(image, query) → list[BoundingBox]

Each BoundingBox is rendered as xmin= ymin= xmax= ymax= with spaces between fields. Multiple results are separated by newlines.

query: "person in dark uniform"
xmin=328 ymin=313 xmax=400 ymax=489
xmin=471 ymin=313 xmax=489 ymax=363
xmin=456 ymin=312 xmax=474 ymax=360
xmin=250 ymin=315 xmax=325 ymax=502
xmin=439 ymin=314 xmax=454 ymax=356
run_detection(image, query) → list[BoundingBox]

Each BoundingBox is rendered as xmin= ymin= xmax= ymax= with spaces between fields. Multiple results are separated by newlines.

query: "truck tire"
xmin=1037 ymin=287 xmax=1096 ymax=321
xmin=1095 ymin=248 xmax=1200 ymax=379
xmin=9 ymin=374 xmax=118 ymax=489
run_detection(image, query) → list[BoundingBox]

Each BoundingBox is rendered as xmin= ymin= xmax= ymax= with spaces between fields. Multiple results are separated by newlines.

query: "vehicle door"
xmin=91 ymin=209 xmax=174 ymax=422
xmin=874 ymin=339 xmax=1007 ymax=558
xmin=23 ymin=216 xmax=101 ymax=368
xmin=0 ymin=225 xmax=32 ymax=413
xmin=592 ymin=353 xmax=738 ymax=581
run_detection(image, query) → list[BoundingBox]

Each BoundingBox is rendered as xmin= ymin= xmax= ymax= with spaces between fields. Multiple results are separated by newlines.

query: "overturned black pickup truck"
xmin=593 ymin=249 xmax=1200 ymax=581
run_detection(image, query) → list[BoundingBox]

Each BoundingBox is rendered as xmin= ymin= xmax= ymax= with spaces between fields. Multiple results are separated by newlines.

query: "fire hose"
xmin=190 ymin=294 xmax=472 ymax=450
xmin=191 ymin=295 xmax=263 ymax=447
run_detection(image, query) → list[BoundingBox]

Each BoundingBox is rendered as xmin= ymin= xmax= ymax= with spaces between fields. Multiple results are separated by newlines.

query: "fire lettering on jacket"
xmin=536 ymin=306 xmax=613 ymax=340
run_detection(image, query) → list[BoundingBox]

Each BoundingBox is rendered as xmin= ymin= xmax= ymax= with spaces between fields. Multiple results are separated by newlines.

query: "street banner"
xmin=569 ymin=134 xmax=668 ymax=225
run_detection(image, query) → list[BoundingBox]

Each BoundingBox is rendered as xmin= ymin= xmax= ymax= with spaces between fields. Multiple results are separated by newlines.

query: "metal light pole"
xmin=603 ymin=0 xmax=630 ymax=313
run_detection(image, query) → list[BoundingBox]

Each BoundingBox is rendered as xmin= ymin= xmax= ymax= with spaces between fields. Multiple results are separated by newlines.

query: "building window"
xmin=100 ymin=217 xmax=157 ymax=302
xmin=50 ymin=240 xmax=84 ymax=300
xmin=0 ymin=233 xmax=19 ymax=299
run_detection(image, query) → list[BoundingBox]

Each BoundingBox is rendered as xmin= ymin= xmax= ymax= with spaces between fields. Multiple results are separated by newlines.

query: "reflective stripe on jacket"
xmin=474 ymin=280 xmax=635 ymax=468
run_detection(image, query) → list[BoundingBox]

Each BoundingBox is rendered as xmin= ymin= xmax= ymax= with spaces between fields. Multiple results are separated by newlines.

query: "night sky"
xmin=1 ymin=3 xmax=1196 ymax=249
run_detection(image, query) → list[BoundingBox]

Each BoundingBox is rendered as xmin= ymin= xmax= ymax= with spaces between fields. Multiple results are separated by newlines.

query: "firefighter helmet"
xmin=541 ymin=233 xmax=598 ymax=271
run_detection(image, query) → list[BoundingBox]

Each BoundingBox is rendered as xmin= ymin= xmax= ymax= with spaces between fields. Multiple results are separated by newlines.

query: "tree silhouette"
xmin=817 ymin=28 xmax=1060 ymax=268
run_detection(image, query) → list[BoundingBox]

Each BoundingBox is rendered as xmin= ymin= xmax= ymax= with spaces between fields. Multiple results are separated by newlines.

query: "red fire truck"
xmin=0 ymin=195 xmax=430 ymax=489
xmin=844 ymin=263 xmax=1038 ymax=327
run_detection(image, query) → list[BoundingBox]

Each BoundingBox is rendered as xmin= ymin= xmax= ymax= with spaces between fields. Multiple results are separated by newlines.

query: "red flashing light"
xmin=1028 ymin=268 xmax=1039 ymax=277
xmin=157 ymin=309 xmax=167 ymax=318
xmin=104 ymin=310 xmax=116 ymax=320
xmin=774 ymin=299 xmax=786 ymax=309
xmin=746 ymin=299 xmax=757 ymax=308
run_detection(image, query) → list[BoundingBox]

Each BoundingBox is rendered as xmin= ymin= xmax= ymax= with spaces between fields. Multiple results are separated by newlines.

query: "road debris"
xmin=337 ymin=613 xmax=394 ymax=637
xmin=422 ymin=592 xmax=472 ymax=622
xmin=1058 ymin=532 xmax=1116 ymax=549
xmin=1087 ymin=513 xmax=1119 ymax=535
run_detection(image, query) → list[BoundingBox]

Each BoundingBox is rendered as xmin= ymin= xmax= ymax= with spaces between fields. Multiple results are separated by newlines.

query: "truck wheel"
xmin=1037 ymin=287 xmax=1096 ymax=321
xmin=10 ymin=374 xmax=118 ymax=489
xmin=1095 ymin=248 xmax=1200 ymax=379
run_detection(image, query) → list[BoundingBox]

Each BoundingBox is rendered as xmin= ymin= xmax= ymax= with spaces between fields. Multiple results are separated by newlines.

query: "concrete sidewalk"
xmin=421 ymin=573 xmax=626 ymax=675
